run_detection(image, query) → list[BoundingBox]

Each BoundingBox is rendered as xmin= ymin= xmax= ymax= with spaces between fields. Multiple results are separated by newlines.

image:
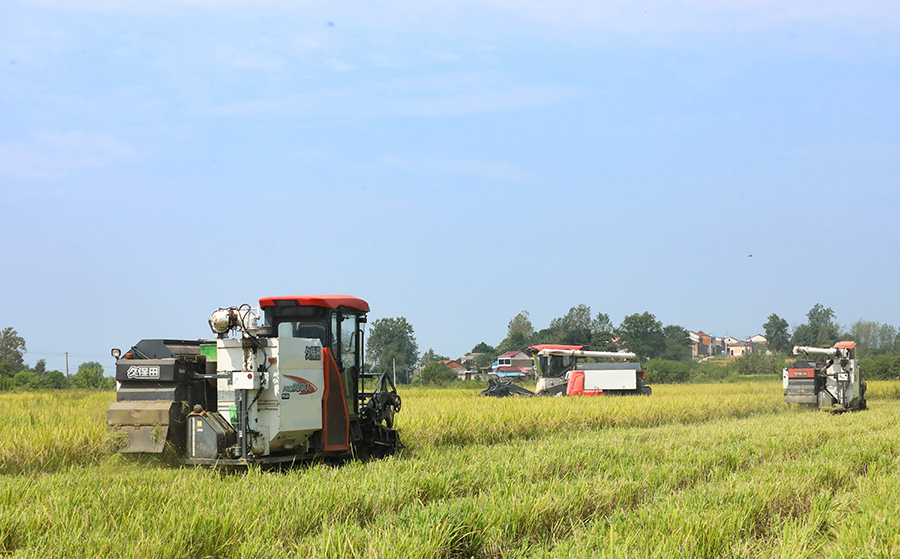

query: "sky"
xmin=2 ymin=0 xmax=899 ymax=374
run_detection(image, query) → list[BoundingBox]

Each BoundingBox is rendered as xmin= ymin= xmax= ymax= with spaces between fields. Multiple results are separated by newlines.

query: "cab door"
xmin=334 ymin=312 xmax=362 ymax=419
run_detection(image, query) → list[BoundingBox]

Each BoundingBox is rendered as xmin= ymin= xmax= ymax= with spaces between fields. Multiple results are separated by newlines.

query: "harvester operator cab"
xmin=262 ymin=297 xmax=367 ymax=419
xmin=528 ymin=345 xmax=584 ymax=379
xmin=542 ymin=354 xmax=575 ymax=378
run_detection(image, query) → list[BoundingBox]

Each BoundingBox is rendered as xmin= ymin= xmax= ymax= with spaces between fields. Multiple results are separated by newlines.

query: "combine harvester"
xmin=784 ymin=341 xmax=866 ymax=412
xmin=107 ymin=295 xmax=402 ymax=467
xmin=481 ymin=344 xmax=651 ymax=397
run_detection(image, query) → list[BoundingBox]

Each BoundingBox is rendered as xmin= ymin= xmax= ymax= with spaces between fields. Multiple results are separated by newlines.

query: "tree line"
xmin=364 ymin=303 xmax=900 ymax=385
xmin=0 ymin=327 xmax=114 ymax=391
xmin=764 ymin=304 xmax=900 ymax=381
xmin=363 ymin=306 xmax=694 ymax=384
xmin=6 ymin=302 xmax=899 ymax=391
xmin=764 ymin=304 xmax=900 ymax=357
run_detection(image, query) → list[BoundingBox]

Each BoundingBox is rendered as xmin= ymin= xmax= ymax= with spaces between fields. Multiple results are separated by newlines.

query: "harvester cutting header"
xmin=107 ymin=295 xmax=401 ymax=467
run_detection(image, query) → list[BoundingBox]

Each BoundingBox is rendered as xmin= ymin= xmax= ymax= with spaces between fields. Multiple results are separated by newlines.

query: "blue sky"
xmin=2 ymin=0 xmax=898 ymax=374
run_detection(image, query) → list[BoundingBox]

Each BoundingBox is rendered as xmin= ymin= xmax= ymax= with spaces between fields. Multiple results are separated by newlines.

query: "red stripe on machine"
xmin=283 ymin=375 xmax=318 ymax=395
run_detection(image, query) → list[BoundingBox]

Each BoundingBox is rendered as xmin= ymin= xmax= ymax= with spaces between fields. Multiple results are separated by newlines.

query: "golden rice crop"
xmin=399 ymin=381 xmax=787 ymax=449
xmin=0 ymin=391 xmax=112 ymax=475
xmin=2 ymin=381 xmax=900 ymax=558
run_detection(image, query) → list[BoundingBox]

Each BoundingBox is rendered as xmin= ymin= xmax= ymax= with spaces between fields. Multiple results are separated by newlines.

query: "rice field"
xmin=2 ymin=381 xmax=900 ymax=558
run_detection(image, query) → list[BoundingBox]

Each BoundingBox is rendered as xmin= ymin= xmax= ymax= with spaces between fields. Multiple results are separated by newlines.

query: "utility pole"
xmin=65 ymin=352 xmax=70 ymax=388
xmin=392 ymin=358 xmax=396 ymax=386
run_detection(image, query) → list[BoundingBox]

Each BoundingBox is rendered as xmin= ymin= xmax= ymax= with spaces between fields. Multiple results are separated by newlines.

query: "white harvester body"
xmin=784 ymin=341 xmax=866 ymax=411
xmin=216 ymin=335 xmax=326 ymax=456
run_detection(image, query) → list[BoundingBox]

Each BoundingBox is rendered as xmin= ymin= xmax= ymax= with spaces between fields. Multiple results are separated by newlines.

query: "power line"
xmin=24 ymin=349 xmax=115 ymax=372
xmin=26 ymin=349 xmax=112 ymax=359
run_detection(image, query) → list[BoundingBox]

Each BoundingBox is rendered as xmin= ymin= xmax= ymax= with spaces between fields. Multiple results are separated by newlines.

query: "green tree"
xmin=366 ymin=317 xmax=419 ymax=384
xmin=417 ymin=361 xmax=457 ymax=384
xmin=471 ymin=342 xmax=497 ymax=355
xmin=660 ymin=325 xmax=691 ymax=361
xmin=617 ymin=312 xmax=665 ymax=360
xmin=419 ymin=348 xmax=449 ymax=367
xmin=858 ymin=355 xmax=900 ymax=380
xmin=534 ymin=306 xmax=616 ymax=349
xmin=726 ymin=347 xmax=782 ymax=376
xmin=877 ymin=323 xmax=898 ymax=354
xmin=472 ymin=353 xmax=497 ymax=372
xmin=13 ymin=370 xmax=37 ymax=388
xmin=848 ymin=320 xmax=898 ymax=357
xmin=592 ymin=312 xmax=614 ymax=333
xmin=33 ymin=359 xmax=47 ymax=377
xmin=547 ymin=305 xmax=594 ymax=346
xmin=44 ymin=370 xmax=67 ymax=389
xmin=0 ymin=327 xmax=26 ymax=374
xmin=588 ymin=312 xmax=618 ymax=352
xmin=468 ymin=342 xmax=498 ymax=373
xmin=72 ymin=361 xmax=105 ymax=389
xmin=763 ymin=313 xmax=791 ymax=353
xmin=498 ymin=311 xmax=534 ymax=353
xmin=644 ymin=358 xmax=692 ymax=384
xmin=792 ymin=304 xmax=839 ymax=348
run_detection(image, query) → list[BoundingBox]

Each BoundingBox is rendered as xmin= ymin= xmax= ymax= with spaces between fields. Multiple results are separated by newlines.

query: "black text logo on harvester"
xmin=282 ymin=375 xmax=318 ymax=399
xmin=126 ymin=366 xmax=160 ymax=379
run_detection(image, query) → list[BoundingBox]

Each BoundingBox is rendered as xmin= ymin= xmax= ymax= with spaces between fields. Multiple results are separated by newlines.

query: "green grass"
xmin=2 ymin=381 xmax=900 ymax=557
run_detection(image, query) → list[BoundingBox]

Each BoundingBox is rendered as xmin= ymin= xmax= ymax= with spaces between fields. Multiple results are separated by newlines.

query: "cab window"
xmin=277 ymin=321 xmax=327 ymax=346
xmin=340 ymin=314 xmax=358 ymax=369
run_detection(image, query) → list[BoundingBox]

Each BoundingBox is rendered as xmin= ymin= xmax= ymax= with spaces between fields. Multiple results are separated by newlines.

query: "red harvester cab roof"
xmin=528 ymin=344 xmax=584 ymax=352
xmin=258 ymin=295 xmax=370 ymax=313
xmin=834 ymin=341 xmax=857 ymax=349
